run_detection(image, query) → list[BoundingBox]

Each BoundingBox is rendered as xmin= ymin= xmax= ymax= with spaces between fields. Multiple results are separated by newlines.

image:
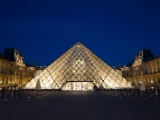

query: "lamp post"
xmin=139 ymin=62 xmax=146 ymax=100
xmin=155 ymin=78 xmax=158 ymax=96
xmin=9 ymin=81 xmax=11 ymax=90
xmin=0 ymin=81 xmax=2 ymax=97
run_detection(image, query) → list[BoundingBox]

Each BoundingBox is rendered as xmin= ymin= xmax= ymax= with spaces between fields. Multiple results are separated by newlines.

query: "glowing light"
xmin=24 ymin=42 xmax=131 ymax=90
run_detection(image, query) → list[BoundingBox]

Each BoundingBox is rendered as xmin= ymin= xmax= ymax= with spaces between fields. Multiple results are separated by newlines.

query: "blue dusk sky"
xmin=0 ymin=0 xmax=160 ymax=66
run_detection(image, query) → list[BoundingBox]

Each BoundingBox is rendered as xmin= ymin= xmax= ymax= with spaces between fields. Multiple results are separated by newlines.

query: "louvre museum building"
xmin=0 ymin=42 xmax=160 ymax=91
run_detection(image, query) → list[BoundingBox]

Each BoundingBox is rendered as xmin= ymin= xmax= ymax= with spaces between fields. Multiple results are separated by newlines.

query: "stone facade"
xmin=121 ymin=49 xmax=160 ymax=89
xmin=0 ymin=48 xmax=36 ymax=89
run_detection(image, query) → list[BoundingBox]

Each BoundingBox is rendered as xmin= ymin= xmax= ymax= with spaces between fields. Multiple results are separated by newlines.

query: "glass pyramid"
xmin=24 ymin=42 xmax=131 ymax=90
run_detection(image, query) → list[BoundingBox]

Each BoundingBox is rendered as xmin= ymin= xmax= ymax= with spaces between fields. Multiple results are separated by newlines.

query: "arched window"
xmin=10 ymin=70 xmax=13 ymax=74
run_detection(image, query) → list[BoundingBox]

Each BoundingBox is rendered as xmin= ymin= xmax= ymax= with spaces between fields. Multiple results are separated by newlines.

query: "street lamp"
xmin=0 ymin=81 xmax=2 ymax=90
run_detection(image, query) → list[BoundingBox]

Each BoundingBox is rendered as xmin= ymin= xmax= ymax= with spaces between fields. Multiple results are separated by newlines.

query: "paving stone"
xmin=0 ymin=91 xmax=160 ymax=120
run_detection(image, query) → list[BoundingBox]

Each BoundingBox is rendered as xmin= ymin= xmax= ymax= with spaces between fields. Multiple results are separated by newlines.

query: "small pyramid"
xmin=24 ymin=42 xmax=131 ymax=90
xmin=35 ymin=79 xmax=41 ymax=90
xmin=140 ymin=78 xmax=145 ymax=91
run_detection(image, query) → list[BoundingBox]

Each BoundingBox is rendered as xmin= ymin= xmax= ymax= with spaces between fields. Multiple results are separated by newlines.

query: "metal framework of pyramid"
xmin=24 ymin=42 xmax=131 ymax=90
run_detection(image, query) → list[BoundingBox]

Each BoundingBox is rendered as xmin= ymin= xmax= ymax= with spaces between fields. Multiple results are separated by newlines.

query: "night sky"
xmin=0 ymin=0 xmax=160 ymax=67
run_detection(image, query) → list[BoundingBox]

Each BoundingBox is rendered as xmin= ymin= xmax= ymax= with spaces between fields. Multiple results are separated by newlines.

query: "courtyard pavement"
xmin=0 ymin=91 xmax=160 ymax=120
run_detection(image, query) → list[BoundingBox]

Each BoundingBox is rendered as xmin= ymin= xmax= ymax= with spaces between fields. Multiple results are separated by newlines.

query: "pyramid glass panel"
xmin=24 ymin=42 xmax=131 ymax=90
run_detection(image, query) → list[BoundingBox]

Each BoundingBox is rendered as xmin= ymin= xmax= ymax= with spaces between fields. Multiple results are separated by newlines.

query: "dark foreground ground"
xmin=0 ymin=91 xmax=160 ymax=120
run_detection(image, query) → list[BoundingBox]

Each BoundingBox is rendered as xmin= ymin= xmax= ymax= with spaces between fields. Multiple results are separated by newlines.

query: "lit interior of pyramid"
xmin=24 ymin=42 xmax=131 ymax=90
